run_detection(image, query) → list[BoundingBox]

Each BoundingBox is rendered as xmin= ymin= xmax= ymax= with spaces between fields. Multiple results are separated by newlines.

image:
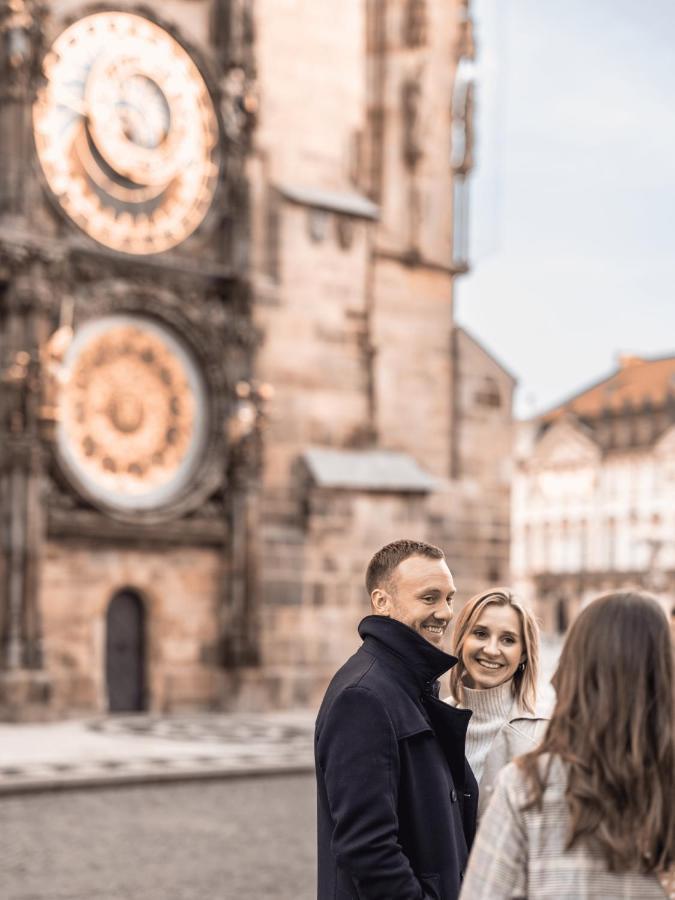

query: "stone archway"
xmin=105 ymin=589 xmax=146 ymax=712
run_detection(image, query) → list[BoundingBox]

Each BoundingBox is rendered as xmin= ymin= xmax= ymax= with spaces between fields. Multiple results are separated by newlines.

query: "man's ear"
xmin=371 ymin=588 xmax=391 ymax=616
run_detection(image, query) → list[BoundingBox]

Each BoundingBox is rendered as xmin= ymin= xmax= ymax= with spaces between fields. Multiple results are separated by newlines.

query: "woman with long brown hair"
xmin=460 ymin=590 xmax=675 ymax=899
xmin=445 ymin=588 xmax=548 ymax=818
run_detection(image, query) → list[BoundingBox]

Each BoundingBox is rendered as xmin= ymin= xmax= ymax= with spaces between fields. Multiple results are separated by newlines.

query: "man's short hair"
xmin=365 ymin=539 xmax=445 ymax=595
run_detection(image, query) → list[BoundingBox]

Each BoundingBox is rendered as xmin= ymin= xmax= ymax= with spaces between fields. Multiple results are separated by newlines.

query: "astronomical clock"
xmin=33 ymin=11 xmax=221 ymax=254
xmin=55 ymin=314 xmax=209 ymax=515
xmin=27 ymin=7 xmax=248 ymax=526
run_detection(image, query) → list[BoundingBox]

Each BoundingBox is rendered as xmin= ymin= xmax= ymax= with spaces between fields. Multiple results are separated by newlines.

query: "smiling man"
xmin=315 ymin=540 xmax=478 ymax=900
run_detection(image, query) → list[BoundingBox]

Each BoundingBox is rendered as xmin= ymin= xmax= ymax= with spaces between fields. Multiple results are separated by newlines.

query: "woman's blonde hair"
xmin=449 ymin=587 xmax=540 ymax=713
xmin=518 ymin=590 xmax=674 ymax=874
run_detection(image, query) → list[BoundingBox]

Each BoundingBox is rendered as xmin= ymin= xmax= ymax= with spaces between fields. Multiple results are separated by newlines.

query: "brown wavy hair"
xmin=449 ymin=587 xmax=540 ymax=714
xmin=518 ymin=590 xmax=675 ymax=874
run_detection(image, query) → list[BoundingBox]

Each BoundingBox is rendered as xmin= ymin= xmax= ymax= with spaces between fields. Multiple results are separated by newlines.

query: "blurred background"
xmin=0 ymin=1 xmax=673 ymax=897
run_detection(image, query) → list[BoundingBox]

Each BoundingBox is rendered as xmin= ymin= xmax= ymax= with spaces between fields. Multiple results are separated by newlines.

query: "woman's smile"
xmin=462 ymin=604 xmax=524 ymax=689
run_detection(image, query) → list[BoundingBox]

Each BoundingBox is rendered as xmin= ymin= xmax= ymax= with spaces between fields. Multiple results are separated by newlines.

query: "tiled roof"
xmin=543 ymin=354 xmax=675 ymax=420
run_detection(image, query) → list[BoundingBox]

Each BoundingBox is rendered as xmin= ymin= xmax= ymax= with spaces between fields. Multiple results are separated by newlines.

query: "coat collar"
xmin=358 ymin=614 xmax=459 ymax=689
xmin=445 ymin=680 xmax=552 ymax=723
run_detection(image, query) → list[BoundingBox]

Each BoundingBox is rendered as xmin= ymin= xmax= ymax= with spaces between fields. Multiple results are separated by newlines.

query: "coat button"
xmin=450 ymin=788 xmax=457 ymax=802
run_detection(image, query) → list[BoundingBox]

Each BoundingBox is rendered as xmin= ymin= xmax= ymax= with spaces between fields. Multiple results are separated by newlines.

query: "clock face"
xmin=56 ymin=316 xmax=208 ymax=512
xmin=33 ymin=12 xmax=220 ymax=254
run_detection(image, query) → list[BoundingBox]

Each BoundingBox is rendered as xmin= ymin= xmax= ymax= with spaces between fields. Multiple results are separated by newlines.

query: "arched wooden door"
xmin=105 ymin=590 xmax=146 ymax=712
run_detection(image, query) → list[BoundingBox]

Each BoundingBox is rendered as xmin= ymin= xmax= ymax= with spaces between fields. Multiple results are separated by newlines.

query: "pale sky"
xmin=456 ymin=0 xmax=675 ymax=418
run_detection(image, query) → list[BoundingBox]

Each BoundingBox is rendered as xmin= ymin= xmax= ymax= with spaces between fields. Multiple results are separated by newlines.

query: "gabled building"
xmin=512 ymin=355 xmax=675 ymax=631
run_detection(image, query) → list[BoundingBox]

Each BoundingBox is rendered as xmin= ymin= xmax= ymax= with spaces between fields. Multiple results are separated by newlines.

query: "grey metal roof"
xmin=277 ymin=184 xmax=379 ymax=220
xmin=301 ymin=447 xmax=436 ymax=493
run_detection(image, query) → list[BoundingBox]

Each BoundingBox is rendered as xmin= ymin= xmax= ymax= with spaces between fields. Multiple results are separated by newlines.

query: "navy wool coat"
xmin=315 ymin=615 xmax=478 ymax=900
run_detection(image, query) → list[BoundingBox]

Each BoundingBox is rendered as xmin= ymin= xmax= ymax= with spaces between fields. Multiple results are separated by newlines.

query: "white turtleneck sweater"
xmin=460 ymin=679 xmax=514 ymax=784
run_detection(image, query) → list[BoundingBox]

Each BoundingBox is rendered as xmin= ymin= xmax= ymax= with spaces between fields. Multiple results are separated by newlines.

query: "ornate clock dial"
xmin=56 ymin=316 xmax=208 ymax=512
xmin=33 ymin=12 xmax=220 ymax=254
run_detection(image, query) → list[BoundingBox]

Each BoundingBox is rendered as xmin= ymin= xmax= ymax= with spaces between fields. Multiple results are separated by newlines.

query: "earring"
xmin=517 ymin=661 xmax=526 ymax=673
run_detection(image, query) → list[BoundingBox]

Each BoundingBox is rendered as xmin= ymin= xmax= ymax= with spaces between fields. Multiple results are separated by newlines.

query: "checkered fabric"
xmin=460 ymin=755 xmax=670 ymax=899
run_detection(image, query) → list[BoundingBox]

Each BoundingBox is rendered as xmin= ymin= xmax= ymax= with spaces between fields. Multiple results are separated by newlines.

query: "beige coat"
xmin=477 ymin=698 xmax=549 ymax=817
xmin=447 ymin=693 xmax=549 ymax=818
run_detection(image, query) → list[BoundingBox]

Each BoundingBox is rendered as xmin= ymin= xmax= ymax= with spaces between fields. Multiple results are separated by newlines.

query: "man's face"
xmin=373 ymin=555 xmax=456 ymax=646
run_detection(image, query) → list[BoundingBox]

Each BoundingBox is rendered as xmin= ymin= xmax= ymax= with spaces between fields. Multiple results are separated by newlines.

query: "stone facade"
xmin=0 ymin=0 xmax=513 ymax=719
xmin=512 ymin=355 xmax=675 ymax=632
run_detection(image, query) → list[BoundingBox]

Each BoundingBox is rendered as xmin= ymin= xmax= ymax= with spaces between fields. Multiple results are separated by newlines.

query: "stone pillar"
xmin=211 ymin=0 xmax=257 ymax=271
xmin=220 ymin=381 xmax=268 ymax=673
xmin=0 ymin=2 xmax=52 ymax=718
xmin=0 ymin=270 xmax=53 ymax=717
xmin=0 ymin=1 xmax=45 ymax=217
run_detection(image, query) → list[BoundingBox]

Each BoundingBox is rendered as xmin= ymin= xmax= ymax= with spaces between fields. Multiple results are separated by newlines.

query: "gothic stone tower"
xmin=0 ymin=0 xmax=513 ymax=718
xmin=0 ymin=0 xmax=259 ymax=717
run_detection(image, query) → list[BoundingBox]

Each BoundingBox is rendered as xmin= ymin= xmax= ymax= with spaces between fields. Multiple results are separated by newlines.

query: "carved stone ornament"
xmin=451 ymin=59 xmax=475 ymax=174
xmin=0 ymin=227 xmax=64 ymax=292
xmin=63 ymin=274 xmax=260 ymax=362
xmin=32 ymin=11 xmax=221 ymax=254
xmin=220 ymin=65 xmax=257 ymax=144
xmin=212 ymin=0 xmax=255 ymax=70
xmin=451 ymin=0 xmax=476 ymax=174
xmin=0 ymin=0 xmax=46 ymax=100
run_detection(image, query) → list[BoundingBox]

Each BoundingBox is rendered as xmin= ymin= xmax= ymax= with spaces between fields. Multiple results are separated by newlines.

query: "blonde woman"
xmin=445 ymin=588 xmax=548 ymax=818
xmin=460 ymin=590 xmax=674 ymax=899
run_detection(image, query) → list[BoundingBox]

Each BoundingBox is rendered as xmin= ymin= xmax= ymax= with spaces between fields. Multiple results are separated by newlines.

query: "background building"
xmin=0 ymin=0 xmax=514 ymax=719
xmin=512 ymin=354 xmax=675 ymax=631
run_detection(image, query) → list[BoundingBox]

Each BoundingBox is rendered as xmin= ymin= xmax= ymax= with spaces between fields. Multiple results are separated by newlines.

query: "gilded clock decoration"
xmin=33 ymin=12 xmax=220 ymax=254
xmin=56 ymin=316 xmax=208 ymax=511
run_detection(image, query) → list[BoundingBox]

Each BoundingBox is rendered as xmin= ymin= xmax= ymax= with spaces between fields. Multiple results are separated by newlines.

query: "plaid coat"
xmin=459 ymin=755 xmax=668 ymax=899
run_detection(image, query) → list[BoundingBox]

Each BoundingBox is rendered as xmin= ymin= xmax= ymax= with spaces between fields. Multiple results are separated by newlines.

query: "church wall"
xmin=40 ymin=542 xmax=222 ymax=715
xmin=373 ymin=0 xmax=459 ymax=262
xmin=453 ymin=327 xmax=515 ymax=486
xmin=371 ymin=259 xmax=454 ymax=477
xmin=253 ymin=0 xmax=366 ymax=188
xmin=254 ymin=203 xmax=372 ymax=486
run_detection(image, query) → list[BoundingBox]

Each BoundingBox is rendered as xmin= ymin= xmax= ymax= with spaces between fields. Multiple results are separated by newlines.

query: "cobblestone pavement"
xmin=0 ymin=712 xmax=315 ymax=794
xmin=2 ymin=773 xmax=317 ymax=900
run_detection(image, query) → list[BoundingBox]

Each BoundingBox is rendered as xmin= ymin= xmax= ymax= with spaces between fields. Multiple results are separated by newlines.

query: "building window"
xmin=402 ymin=0 xmax=427 ymax=47
xmin=474 ymin=376 xmax=502 ymax=409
